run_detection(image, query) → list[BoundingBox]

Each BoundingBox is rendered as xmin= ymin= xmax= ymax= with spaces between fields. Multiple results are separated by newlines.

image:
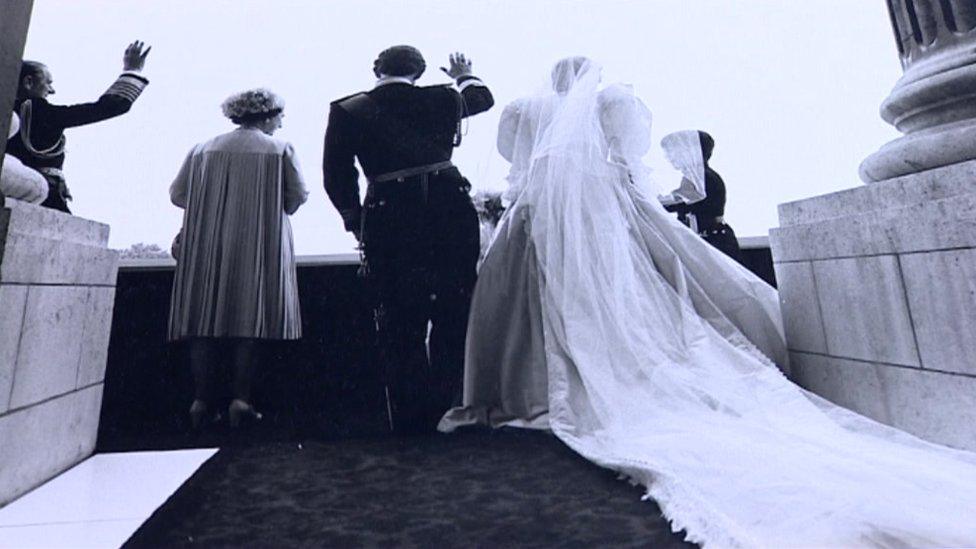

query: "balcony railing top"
xmin=117 ymin=237 xmax=772 ymax=272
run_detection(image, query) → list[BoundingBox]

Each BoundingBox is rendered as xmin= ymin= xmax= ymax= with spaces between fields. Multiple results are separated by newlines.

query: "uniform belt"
xmin=369 ymin=161 xmax=454 ymax=183
xmin=686 ymin=214 xmax=724 ymax=233
xmin=37 ymin=167 xmax=65 ymax=178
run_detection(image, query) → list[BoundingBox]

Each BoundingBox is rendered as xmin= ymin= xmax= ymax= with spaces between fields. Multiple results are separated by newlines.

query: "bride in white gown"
xmin=440 ymin=57 xmax=976 ymax=548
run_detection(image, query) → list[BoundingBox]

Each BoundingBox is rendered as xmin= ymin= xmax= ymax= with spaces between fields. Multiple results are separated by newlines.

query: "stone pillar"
xmin=769 ymin=0 xmax=976 ymax=451
xmin=0 ymin=0 xmax=36 ymax=205
xmin=861 ymin=0 xmax=976 ymax=181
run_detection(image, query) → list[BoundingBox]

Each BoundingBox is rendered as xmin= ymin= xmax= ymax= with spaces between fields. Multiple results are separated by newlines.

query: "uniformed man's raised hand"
xmin=440 ymin=52 xmax=473 ymax=79
xmin=123 ymin=41 xmax=151 ymax=72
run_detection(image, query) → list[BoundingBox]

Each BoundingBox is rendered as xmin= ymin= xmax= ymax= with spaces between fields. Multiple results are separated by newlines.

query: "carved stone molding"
xmin=861 ymin=0 xmax=976 ymax=182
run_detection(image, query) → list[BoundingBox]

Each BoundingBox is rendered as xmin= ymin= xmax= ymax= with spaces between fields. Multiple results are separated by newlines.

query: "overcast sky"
xmin=23 ymin=0 xmax=903 ymax=254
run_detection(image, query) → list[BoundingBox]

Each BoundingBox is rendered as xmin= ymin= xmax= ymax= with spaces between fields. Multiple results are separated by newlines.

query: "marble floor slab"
xmin=0 ymin=448 xmax=217 ymax=548
xmin=0 ymin=519 xmax=146 ymax=549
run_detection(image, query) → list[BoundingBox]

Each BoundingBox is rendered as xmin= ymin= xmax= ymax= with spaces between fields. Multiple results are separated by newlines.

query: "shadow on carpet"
xmin=123 ymin=428 xmax=696 ymax=548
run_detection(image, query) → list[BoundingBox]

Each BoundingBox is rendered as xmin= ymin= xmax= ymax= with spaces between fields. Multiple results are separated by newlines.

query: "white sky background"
xmin=23 ymin=0 xmax=903 ymax=254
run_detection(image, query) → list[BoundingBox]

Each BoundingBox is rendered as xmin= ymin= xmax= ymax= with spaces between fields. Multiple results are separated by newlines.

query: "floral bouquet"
xmin=473 ymin=189 xmax=506 ymax=227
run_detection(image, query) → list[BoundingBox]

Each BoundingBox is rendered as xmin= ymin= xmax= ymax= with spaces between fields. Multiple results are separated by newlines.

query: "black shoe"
xmin=189 ymin=399 xmax=208 ymax=430
xmin=228 ymin=399 xmax=263 ymax=429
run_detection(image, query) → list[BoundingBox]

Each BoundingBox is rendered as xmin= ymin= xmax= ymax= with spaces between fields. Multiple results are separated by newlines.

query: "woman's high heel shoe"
xmin=228 ymin=399 xmax=263 ymax=428
xmin=189 ymin=399 xmax=208 ymax=430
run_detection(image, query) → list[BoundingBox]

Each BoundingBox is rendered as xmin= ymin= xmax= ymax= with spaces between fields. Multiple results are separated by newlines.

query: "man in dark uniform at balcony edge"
xmin=7 ymin=41 xmax=151 ymax=213
xmin=324 ymin=46 xmax=494 ymax=434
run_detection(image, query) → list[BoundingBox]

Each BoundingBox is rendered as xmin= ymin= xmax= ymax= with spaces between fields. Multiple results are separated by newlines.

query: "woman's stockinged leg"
xmin=189 ymin=337 xmax=218 ymax=402
xmin=232 ymin=338 xmax=260 ymax=403
xmin=188 ymin=337 xmax=217 ymax=429
xmin=229 ymin=338 xmax=263 ymax=427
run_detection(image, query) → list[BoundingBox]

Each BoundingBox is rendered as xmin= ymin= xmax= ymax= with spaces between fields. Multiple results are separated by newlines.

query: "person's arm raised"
xmin=441 ymin=52 xmax=493 ymax=117
xmin=52 ymin=41 xmax=151 ymax=129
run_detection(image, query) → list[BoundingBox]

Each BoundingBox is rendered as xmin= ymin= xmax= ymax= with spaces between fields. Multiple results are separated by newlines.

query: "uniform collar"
xmin=15 ymin=96 xmax=48 ymax=107
xmin=374 ymin=75 xmax=416 ymax=89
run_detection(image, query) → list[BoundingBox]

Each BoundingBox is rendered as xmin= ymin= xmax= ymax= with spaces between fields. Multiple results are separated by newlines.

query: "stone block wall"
xmin=770 ymin=160 xmax=976 ymax=451
xmin=0 ymin=200 xmax=119 ymax=506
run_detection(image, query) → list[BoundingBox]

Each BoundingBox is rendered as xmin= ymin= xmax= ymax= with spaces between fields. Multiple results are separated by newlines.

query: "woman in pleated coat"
xmin=168 ymin=88 xmax=308 ymax=428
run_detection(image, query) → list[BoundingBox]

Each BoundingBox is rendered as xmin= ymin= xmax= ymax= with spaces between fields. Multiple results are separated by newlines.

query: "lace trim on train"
xmin=551 ymin=424 xmax=756 ymax=548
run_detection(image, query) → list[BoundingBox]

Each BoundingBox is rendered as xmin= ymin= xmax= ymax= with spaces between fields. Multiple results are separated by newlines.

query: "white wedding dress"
xmin=441 ymin=59 xmax=976 ymax=548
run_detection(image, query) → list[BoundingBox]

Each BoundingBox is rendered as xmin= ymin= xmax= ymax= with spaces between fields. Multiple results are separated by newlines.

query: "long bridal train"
xmin=442 ymin=58 xmax=976 ymax=547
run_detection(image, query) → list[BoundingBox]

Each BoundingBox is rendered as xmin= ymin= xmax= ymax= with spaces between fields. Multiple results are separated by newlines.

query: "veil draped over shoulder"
xmin=660 ymin=130 xmax=707 ymax=204
xmin=459 ymin=58 xmax=976 ymax=547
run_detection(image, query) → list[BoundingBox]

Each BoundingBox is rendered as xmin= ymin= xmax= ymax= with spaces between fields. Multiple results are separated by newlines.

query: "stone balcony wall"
xmin=96 ymin=242 xmax=776 ymax=451
xmin=770 ymin=0 xmax=976 ymax=453
xmin=0 ymin=200 xmax=119 ymax=506
xmin=770 ymin=160 xmax=976 ymax=451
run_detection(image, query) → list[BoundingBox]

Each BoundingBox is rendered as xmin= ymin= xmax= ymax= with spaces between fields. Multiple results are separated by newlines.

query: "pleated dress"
xmin=168 ymin=128 xmax=308 ymax=341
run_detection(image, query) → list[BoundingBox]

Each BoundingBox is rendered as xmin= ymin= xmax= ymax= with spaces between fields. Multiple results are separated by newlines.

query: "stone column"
xmin=861 ymin=0 xmax=976 ymax=181
xmin=769 ymin=0 xmax=976 ymax=451
xmin=0 ymin=0 xmax=36 ymax=206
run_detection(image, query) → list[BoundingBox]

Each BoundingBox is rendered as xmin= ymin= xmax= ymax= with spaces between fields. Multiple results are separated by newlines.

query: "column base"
xmin=860 ymin=118 xmax=976 ymax=182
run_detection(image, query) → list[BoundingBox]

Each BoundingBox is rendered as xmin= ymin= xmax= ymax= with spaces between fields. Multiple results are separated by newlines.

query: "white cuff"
xmin=105 ymin=73 xmax=149 ymax=102
xmin=458 ymin=78 xmax=486 ymax=93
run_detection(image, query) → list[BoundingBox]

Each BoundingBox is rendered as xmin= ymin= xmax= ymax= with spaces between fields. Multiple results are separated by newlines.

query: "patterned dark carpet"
xmin=123 ymin=428 xmax=696 ymax=548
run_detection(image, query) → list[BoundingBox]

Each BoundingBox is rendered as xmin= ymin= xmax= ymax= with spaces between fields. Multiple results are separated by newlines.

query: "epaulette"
xmin=334 ymin=92 xmax=377 ymax=120
xmin=332 ymin=91 xmax=367 ymax=106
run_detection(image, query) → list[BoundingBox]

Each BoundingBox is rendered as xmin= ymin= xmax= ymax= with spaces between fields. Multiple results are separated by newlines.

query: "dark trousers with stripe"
xmin=361 ymin=168 xmax=480 ymax=433
xmin=39 ymin=171 xmax=71 ymax=213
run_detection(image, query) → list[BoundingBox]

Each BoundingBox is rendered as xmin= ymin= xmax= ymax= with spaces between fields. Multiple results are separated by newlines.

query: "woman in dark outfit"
xmin=660 ymin=131 xmax=743 ymax=264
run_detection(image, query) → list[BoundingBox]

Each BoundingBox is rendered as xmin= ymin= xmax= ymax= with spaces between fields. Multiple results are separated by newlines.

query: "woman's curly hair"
xmin=221 ymin=88 xmax=285 ymax=125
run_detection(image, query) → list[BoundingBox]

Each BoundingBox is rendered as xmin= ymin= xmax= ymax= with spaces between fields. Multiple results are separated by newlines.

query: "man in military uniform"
xmin=323 ymin=45 xmax=494 ymax=433
xmin=7 ymin=40 xmax=151 ymax=213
